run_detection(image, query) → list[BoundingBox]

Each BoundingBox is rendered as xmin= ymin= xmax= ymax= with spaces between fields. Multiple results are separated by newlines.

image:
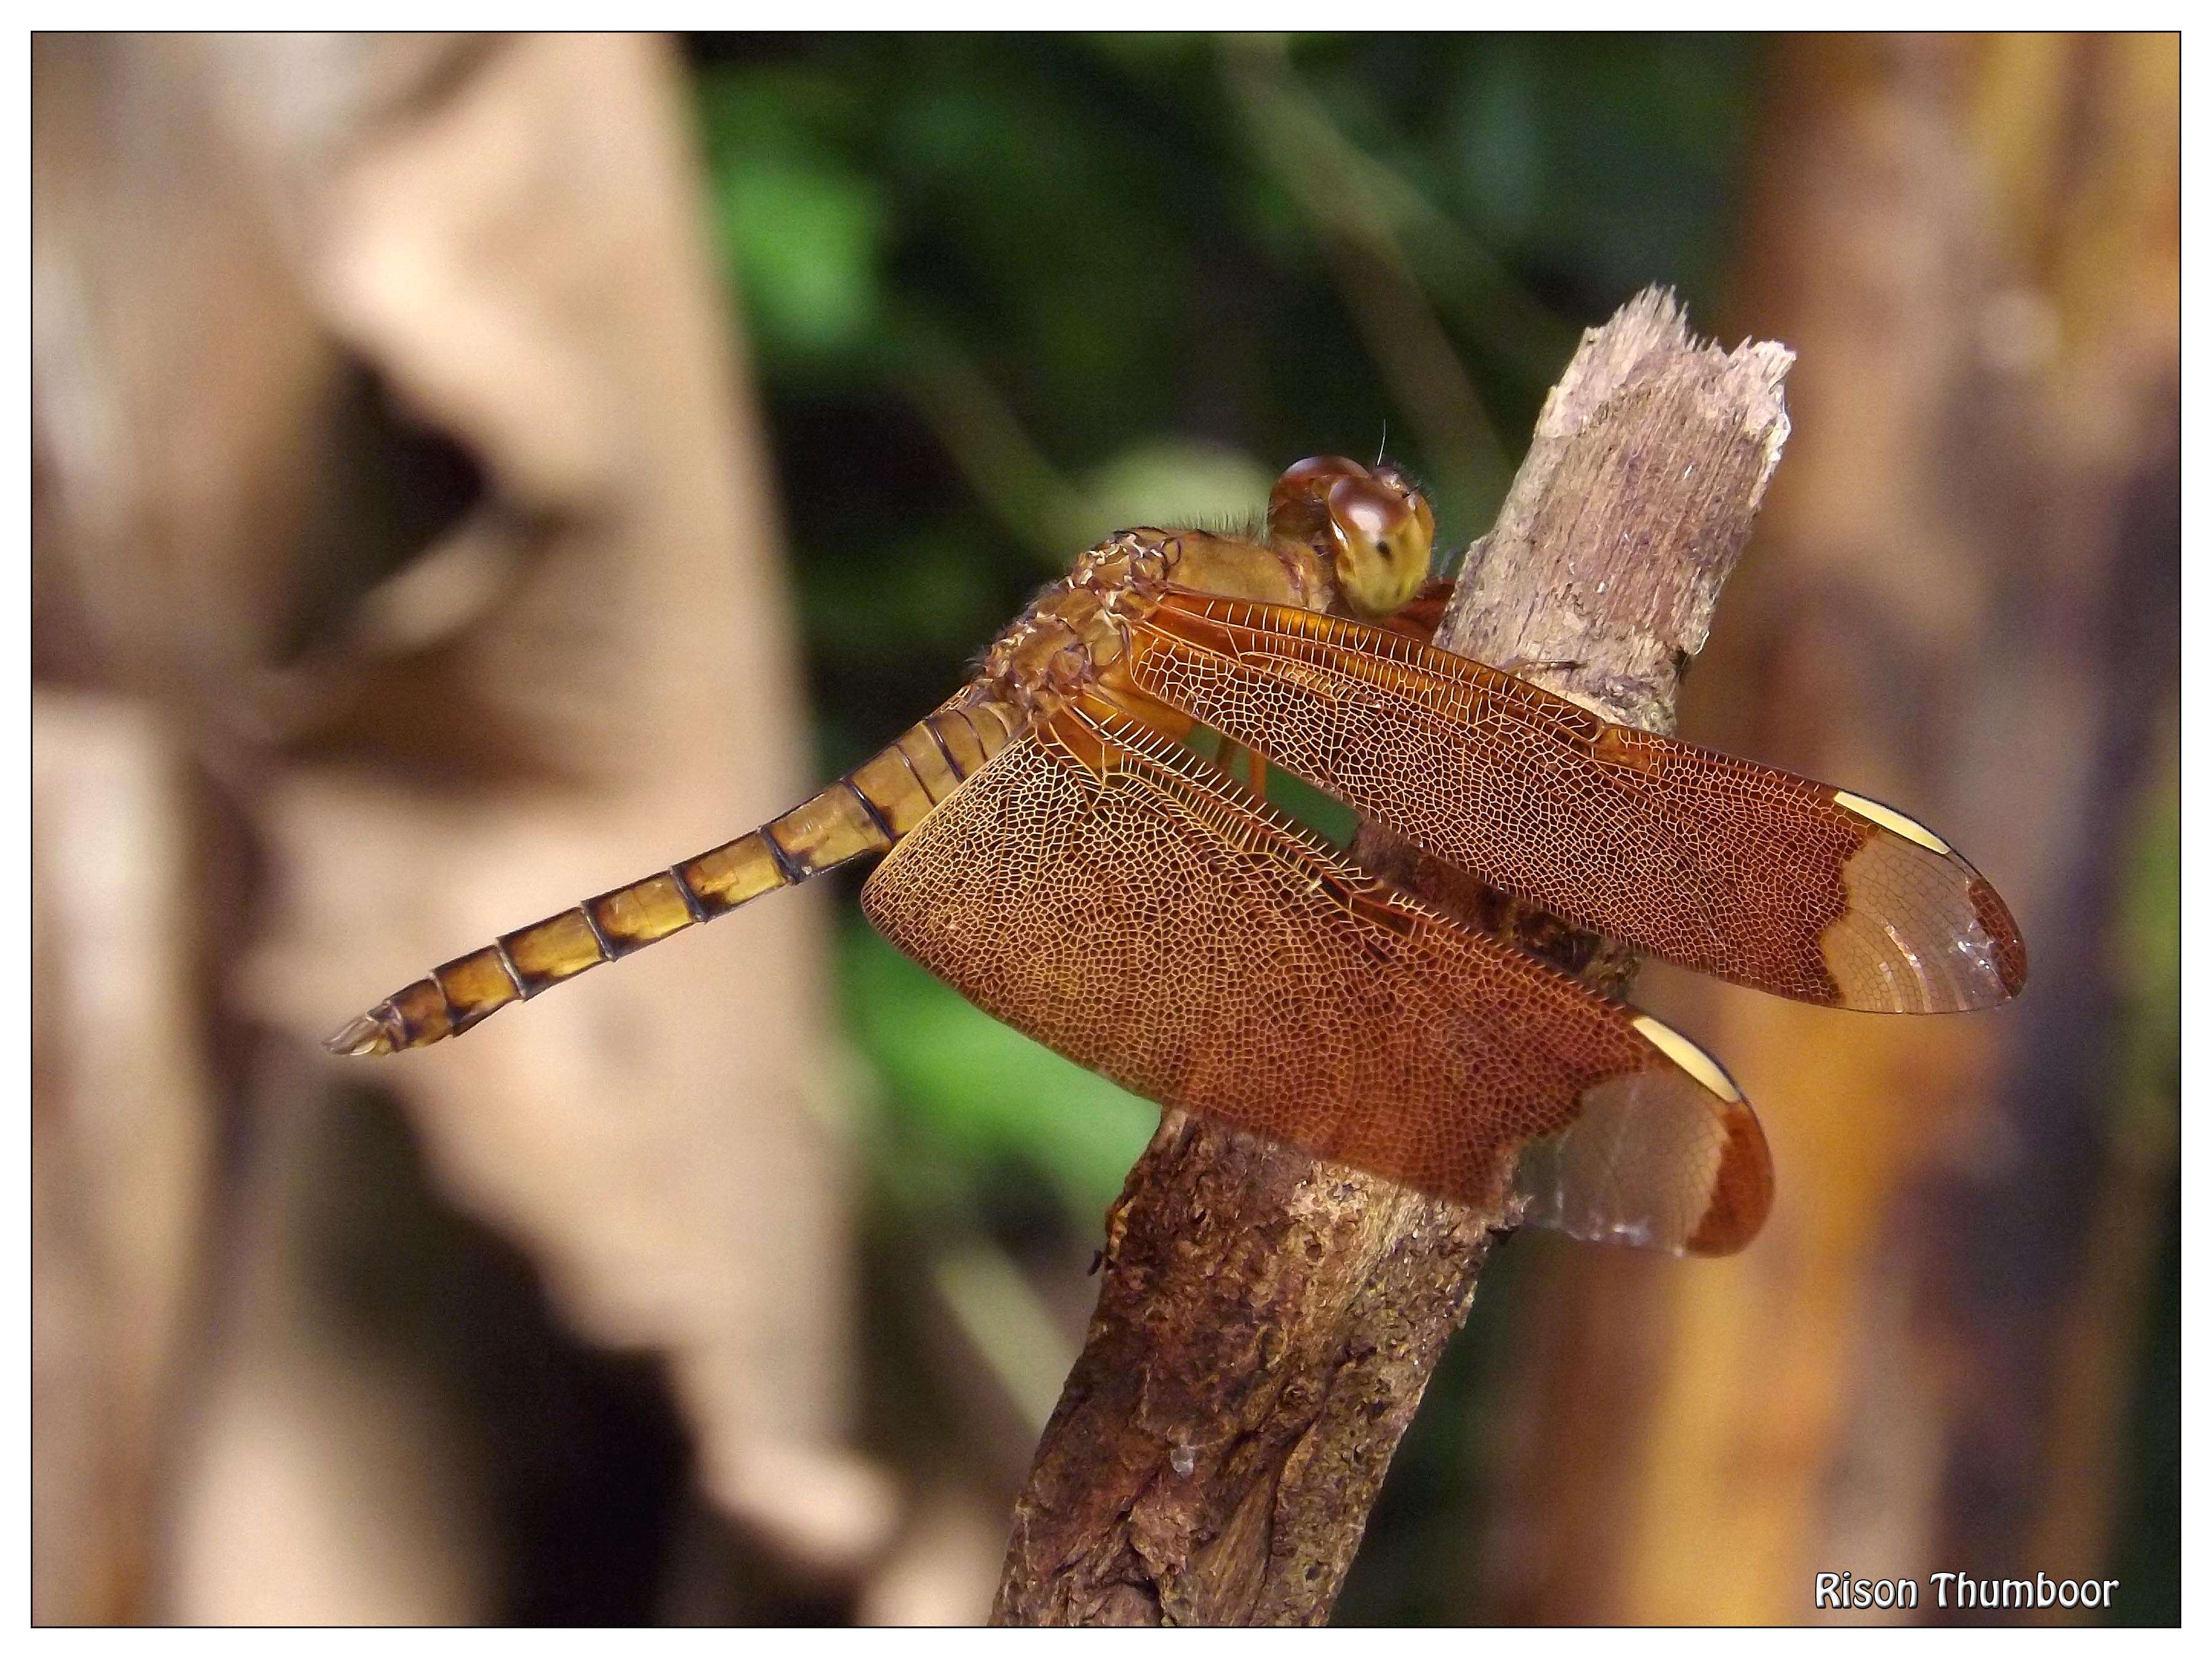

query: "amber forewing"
xmin=1127 ymin=595 xmax=2027 ymax=1013
xmin=858 ymin=704 xmax=1771 ymax=1255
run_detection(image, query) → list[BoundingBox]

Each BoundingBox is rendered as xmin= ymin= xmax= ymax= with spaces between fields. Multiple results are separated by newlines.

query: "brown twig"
xmin=989 ymin=289 xmax=1792 ymax=1626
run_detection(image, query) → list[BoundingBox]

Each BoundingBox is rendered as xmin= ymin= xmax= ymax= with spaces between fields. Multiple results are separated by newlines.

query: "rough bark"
xmin=990 ymin=289 xmax=1792 ymax=1626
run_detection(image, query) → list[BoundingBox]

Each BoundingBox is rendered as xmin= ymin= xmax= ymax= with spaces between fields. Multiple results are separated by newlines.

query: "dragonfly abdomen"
xmin=325 ymin=698 xmax=1020 ymax=1056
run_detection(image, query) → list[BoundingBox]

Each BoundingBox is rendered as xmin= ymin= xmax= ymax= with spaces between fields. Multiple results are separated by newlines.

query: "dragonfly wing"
xmin=858 ymin=702 xmax=1771 ymax=1255
xmin=1126 ymin=594 xmax=2027 ymax=1013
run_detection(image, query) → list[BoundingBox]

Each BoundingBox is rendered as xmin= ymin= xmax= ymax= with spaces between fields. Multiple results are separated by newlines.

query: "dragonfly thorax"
xmin=973 ymin=527 xmax=1332 ymax=724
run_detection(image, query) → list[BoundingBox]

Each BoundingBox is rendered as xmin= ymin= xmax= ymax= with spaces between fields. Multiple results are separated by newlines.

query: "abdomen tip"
xmin=324 ymin=1011 xmax=397 ymax=1057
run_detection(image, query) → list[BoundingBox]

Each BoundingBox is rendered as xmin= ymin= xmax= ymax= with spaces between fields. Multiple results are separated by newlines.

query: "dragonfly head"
xmin=1268 ymin=455 xmax=1436 ymax=619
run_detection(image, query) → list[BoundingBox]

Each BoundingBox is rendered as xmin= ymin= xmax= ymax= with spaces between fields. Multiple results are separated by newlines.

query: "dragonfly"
xmin=328 ymin=455 xmax=2026 ymax=1256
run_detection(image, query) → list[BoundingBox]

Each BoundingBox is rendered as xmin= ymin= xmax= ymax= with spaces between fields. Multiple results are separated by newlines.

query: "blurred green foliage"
xmin=838 ymin=920 xmax=1155 ymax=1225
xmin=694 ymin=33 xmax=1753 ymax=759
xmin=2108 ymin=768 xmax=2181 ymax=1625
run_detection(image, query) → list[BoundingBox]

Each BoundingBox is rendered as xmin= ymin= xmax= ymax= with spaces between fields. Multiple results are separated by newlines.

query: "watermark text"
xmin=1814 ymin=1572 xmax=2119 ymax=1612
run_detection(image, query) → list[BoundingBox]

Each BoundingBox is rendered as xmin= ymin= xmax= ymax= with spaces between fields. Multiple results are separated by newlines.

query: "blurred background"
xmin=31 ymin=33 xmax=2177 ymax=1625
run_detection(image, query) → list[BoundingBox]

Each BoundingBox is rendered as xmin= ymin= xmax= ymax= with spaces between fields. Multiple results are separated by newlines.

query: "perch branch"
xmin=990 ymin=288 xmax=1792 ymax=1626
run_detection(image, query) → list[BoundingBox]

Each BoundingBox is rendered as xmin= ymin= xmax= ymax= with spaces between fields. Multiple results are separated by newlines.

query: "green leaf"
xmin=837 ymin=924 xmax=1155 ymax=1222
xmin=717 ymin=152 xmax=889 ymax=363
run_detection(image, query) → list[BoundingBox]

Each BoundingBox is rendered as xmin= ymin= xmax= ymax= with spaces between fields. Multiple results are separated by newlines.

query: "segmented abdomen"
xmin=326 ymin=696 xmax=1021 ymax=1054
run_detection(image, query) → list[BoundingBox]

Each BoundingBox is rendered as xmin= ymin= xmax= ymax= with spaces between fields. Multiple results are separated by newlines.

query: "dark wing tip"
xmin=1684 ymin=1100 xmax=1775 ymax=1256
xmin=1966 ymin=874 xmax=2029 ymax=1000
xmin=1825 ymin=795 xmax=2031 ymax=1013
xmin=1513 ymin=1022 xmax=1773 ymax=1258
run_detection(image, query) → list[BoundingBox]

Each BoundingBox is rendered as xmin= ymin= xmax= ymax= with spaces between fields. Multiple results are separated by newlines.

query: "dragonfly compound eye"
xmin=1325 ymin=473 xmax=1434 ymax=618
xmin=1267 ymin=455 xmax=1372 ymax=543
xmin=1368 ymin=462 xmax=1437 ymax=555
